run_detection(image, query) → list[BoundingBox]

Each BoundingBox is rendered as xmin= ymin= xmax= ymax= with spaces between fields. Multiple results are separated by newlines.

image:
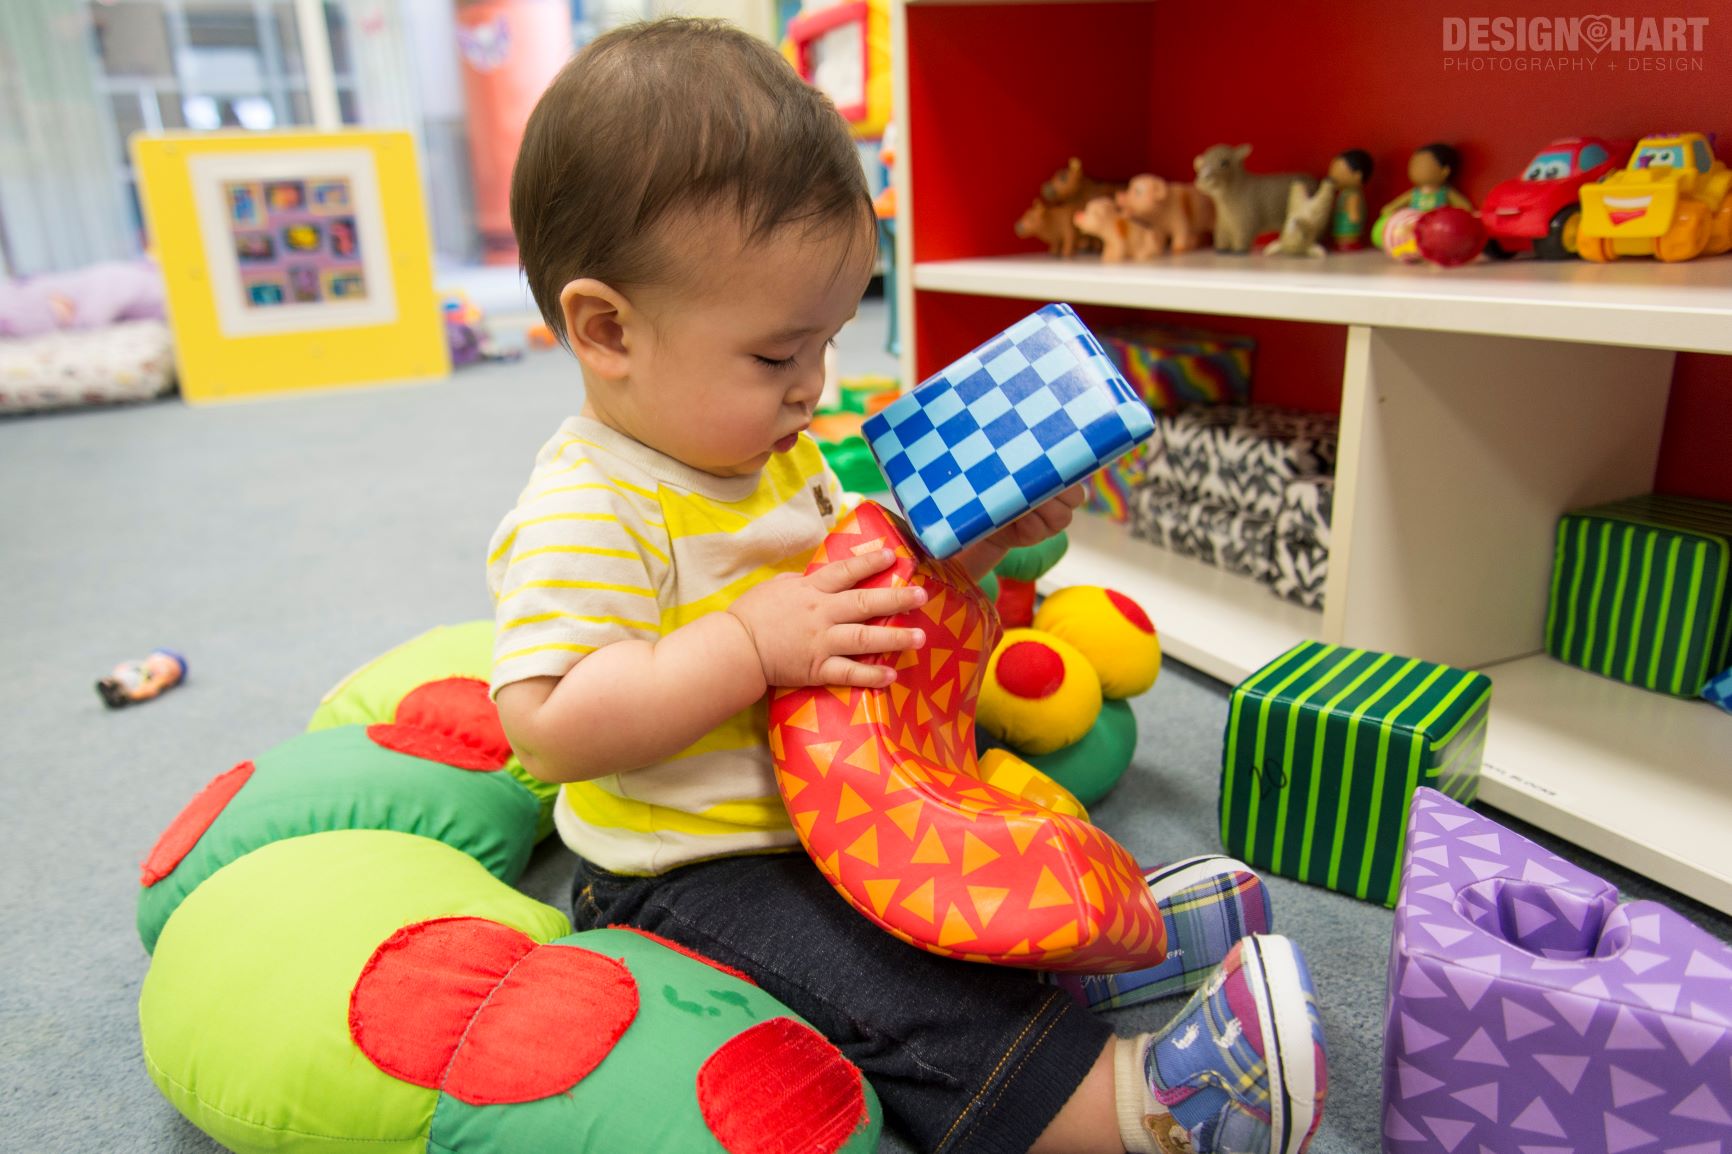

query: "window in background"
xmin=87 ymin=0 xmax=359 ymax=248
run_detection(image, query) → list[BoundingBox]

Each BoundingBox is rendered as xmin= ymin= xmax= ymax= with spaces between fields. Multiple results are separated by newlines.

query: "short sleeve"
xmin=486 ymin=473 xmax=667 ymax=696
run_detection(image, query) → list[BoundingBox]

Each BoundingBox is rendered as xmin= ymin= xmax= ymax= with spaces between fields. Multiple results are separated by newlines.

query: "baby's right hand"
xmin=726 ymin=549 xmax=927 ymax=689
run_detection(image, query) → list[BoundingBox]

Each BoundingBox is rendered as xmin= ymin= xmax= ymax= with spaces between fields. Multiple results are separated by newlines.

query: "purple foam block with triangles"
xmin=1384 ymin=788 xmax=1732 ymax=1154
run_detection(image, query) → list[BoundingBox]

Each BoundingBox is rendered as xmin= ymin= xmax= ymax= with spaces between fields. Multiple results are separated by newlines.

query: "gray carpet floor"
xmin=3 ymin=297 xmax=1727 ymax=1152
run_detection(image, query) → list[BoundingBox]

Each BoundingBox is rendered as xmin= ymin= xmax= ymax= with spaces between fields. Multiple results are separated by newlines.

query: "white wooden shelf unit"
xmin=890 ymin=3 xmax=1732 ymax=914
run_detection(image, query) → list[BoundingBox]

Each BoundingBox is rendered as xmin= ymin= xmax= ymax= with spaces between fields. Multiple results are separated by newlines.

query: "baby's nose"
xmin=787 ymin=369 xmax=825 ymax=408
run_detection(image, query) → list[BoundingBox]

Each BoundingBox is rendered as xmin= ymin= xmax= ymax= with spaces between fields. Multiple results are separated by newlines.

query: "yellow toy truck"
xmin=1577 ymin=132 xmax=1732 ymax=262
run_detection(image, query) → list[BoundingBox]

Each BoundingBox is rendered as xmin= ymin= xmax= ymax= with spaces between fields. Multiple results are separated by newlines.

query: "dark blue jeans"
xmin=574 ymin=851 xmax=1112 ymax=1153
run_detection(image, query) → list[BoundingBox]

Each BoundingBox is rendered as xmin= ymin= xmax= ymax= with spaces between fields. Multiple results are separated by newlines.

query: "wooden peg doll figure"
xmin=1373 ymin=142 xmax=1474 ymax=254
xmin=1383 ymin=142 xmax=1473 ymax=216
xmin=1327 ymin=149 xmax=1374 ymax=251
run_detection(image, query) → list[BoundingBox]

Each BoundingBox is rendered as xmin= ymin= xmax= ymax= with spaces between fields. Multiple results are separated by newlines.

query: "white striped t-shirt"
xmin=487 ymin=415 xmax=847 ymax=875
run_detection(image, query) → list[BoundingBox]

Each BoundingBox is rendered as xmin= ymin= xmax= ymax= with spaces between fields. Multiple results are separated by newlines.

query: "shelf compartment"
xmin=1478 ymin=652 xmax=1732 ymax=914
xmin=1041 ymin=512 xmax=1320 ymax=686
xmin=914 ymin=252 xmax=1732 ymax=356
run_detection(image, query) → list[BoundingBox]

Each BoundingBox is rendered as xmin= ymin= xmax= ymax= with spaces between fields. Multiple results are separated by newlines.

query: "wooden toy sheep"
xmin=1193 ymin=144 xmax=1317 ymax=254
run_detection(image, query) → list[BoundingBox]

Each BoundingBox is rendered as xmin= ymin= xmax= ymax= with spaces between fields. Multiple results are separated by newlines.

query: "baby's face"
xmin=616 ymin=213 xmax=875 ymax=478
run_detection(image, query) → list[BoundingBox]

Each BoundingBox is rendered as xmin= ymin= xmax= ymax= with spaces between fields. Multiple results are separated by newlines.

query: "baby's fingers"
xmin=815 ymin=655 xmax=899 ymax=689
xmin=839 ymin=582 xmax=926 ymax=622
xmin=830 ymin=622 xmax=926 ymax=657
xmin=808 ymin=548 xmax=897 ymax=594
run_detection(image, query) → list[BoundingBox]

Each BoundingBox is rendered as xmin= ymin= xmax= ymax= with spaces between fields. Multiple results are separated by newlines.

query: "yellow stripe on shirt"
xmin=657 ymin=557 xmax=807 ymax=631
xmin=668 ymin=704 xmax=768 ymax=761
xmin=523 ymin=479 xmax=662 ymax=510
xmin=658 ymin=442 xmax=828 ymax=540
xmin=496 ymin=578 xmax=657 ymax=605
xmin=489 ymin=512 xmax=669 ymax=566
xmin=562 ymin=780 xmax=792 ymax=836
xmin=495 ymin=640 xmax=599 ymax=663
xmin=500 ymin=611 xmax=659 ymax=633
xmin=506 ymin=543 xmax=643 ymax=568
xmin=563 ymin=439 xmax=662 ymax=499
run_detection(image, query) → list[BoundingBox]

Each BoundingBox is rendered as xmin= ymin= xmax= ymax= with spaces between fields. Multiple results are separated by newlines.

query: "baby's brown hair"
xmin=511 ymin=18 xmax=874 ymax=343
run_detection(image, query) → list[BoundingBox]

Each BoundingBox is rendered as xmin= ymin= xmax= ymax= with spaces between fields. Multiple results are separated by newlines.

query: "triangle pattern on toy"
xmin=765 ymin=502 xmax=1165 ymax=973
xmin=1381 ymin=789 xmax=1732 ymax=1151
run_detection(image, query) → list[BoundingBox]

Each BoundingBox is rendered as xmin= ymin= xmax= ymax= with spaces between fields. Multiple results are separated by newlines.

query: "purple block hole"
xmin=1453 ymin=879 xmax=1631 ymax=961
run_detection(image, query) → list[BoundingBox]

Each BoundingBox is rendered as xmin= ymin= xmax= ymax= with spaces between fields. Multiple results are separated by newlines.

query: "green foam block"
xmin=1220 ymin=642 xmax=1491 ymax=908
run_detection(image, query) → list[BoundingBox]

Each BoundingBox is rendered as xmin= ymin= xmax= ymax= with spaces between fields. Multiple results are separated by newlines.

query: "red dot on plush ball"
xmin=996 ymin=640 xmax=1066 ymax=699
xmin=1105 ymin=589 xmax=1155 ymax=634
xmin=699 ymin=1018 xmax=867 ymax=1154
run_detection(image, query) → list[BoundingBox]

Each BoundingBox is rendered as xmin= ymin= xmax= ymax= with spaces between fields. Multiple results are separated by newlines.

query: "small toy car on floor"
xmin=1481 ymin=136 xmax=1630 ymax=259
xmin=1577 ymin=131 xmax=1732 ymax=263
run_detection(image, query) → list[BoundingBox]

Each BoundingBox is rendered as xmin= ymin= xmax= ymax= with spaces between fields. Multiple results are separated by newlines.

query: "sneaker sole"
xmin=1243 ymin=934 xmax=1319 ymax=1154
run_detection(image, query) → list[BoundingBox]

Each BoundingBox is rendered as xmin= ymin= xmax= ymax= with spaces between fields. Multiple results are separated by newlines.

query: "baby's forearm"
xmin=509 ymin=613 xmax=768 ymax=783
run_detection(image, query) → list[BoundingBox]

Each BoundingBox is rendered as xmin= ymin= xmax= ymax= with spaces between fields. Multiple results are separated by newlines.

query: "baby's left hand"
xmin=987 ymin=485 xmax=1084 ymax=550
xmin=958 ymin=485 xmax=1085 ymax=580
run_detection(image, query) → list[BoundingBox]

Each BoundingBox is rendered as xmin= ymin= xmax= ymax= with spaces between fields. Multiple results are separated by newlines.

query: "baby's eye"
xmin=755 ymin=354 xmax=797 ymax=371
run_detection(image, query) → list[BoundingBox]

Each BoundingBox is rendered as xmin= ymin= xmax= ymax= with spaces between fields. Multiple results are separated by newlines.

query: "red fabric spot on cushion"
xmin=350 ymin=917 xmax=637 ymax=1105
xmin=367 ymin=723 xmax=501 ymax=771
xmin=139 ymin=761 xmax=254 ymax=887
xmin=699 ymin=1018 xmax=867 ymax=1154
xmin=366 ymin=677 xmax=513 ymax=770
xmin=1105 ymin=588 xmax=1155 ymax=635
xmin=996 ymin=639 xmax=1065 ymax=699
xmin=609 ymin=925 xmax=758 ymax=986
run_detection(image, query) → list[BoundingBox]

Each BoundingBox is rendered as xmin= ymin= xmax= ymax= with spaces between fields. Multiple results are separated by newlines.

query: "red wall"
xmin=907 ymin=0 xmax=1732 ymax=500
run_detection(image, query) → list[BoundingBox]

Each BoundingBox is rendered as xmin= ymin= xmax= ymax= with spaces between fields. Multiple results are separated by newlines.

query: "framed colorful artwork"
xmin=133 ymin=131 xmax=448 ymax=403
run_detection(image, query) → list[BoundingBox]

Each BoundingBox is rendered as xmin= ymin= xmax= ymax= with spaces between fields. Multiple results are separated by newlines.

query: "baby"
xmin=492 ymin=19 xmax=1324 ymax=1154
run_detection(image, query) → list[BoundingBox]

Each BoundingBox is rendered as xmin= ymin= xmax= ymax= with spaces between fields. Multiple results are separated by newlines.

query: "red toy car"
xmin=1482 ymin=137 xmax=1633 ymax=259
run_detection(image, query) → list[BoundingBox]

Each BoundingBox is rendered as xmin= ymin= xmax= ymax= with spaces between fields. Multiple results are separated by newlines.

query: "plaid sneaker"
xmin=1048 ymin=856 xmax=1272 ymax=1010
xmin=1141 ymin=934 xmax=1326 ymax=1154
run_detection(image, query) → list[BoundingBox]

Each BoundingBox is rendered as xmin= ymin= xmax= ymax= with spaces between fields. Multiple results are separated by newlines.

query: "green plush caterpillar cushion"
xmin=140 ymin=831 xmax=570 ymax=1154
xmin=142 ymin=831 xmax=882 ymax=1154
xmin=137 ymin=725 xmax=540 ymax=953
xmin=309 ymin=621 xmax=560 ymax=838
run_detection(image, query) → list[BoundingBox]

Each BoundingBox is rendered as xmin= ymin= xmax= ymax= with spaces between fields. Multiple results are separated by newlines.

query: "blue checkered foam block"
xmin=862 ymin=303 xmax=1156 ymax=558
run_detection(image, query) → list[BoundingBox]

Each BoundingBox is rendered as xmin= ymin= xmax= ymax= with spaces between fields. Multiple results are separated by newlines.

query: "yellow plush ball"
xmin=977 ymin=629 xmax=1102 ymax=755
xmin=1033 ymin=586 xmax=1162 ymax=699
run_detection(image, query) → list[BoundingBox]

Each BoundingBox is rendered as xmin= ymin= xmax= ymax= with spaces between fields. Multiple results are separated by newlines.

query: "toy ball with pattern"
xmin=1032 ymin=586 xmax=1162 ymax=700
xmin=1379 ymin=207 xmax=1426 ymax=262
xmin=977 ymin=629 xmax=1104 ymax=756
xmin=1415 ymin=205 xmax=1488 ymax=267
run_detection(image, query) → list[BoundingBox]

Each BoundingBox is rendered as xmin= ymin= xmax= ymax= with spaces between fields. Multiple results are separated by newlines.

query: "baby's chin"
xmin=699 ymin=452 xmax=772 ymax=478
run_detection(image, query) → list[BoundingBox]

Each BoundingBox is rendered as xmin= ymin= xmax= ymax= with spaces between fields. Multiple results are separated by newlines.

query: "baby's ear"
xmin=559 ymin=278 xmax=631 ymax=381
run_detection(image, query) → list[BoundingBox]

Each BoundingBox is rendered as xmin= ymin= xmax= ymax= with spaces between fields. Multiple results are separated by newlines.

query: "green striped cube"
xmin=1220 ymin=643 xmax=1492 ymax=907
xmin=1546 ymin=495 xmax=1732 ymax=697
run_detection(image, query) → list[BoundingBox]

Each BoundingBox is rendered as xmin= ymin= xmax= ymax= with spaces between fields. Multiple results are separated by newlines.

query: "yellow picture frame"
xmin=134 ymin=130 xmax=449 ymax=404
